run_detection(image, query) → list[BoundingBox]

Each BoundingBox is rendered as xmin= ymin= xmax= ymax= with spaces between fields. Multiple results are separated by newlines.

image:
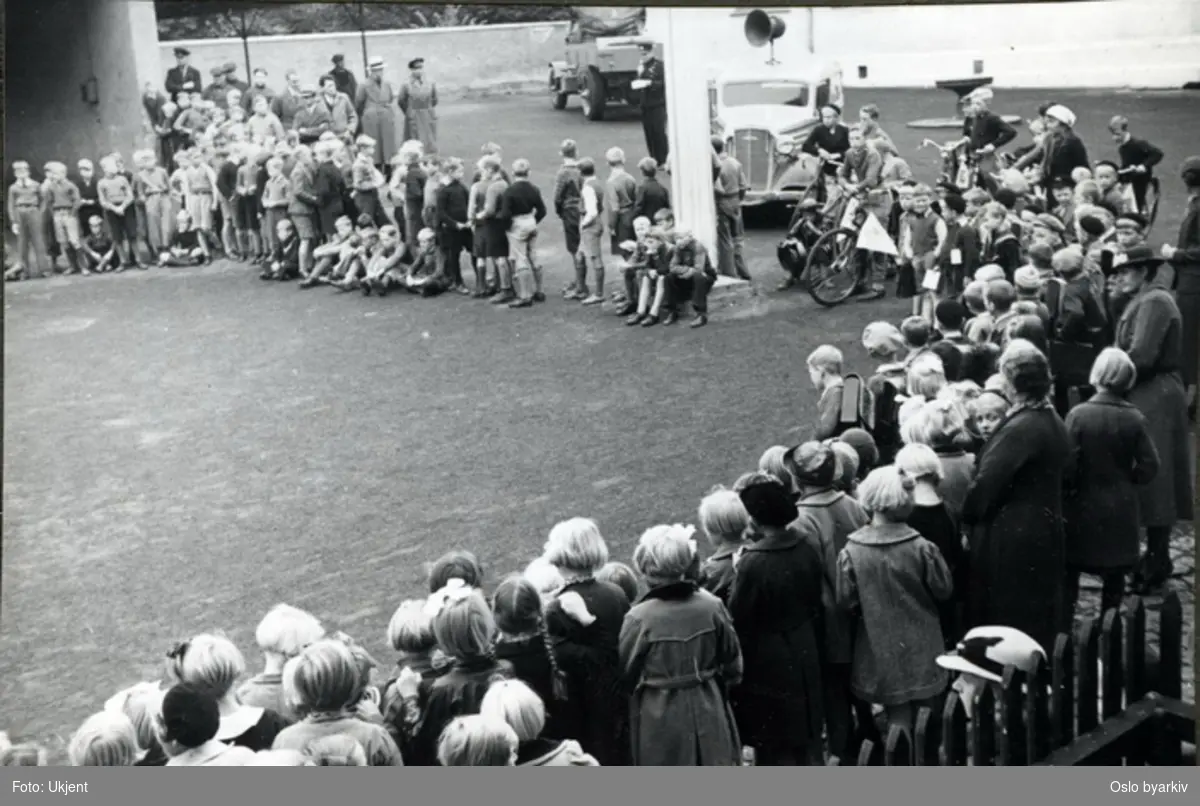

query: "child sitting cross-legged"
xmin=160 ymin=210 xmax=209 ymax=267
xmin=259 ymin=218 xmax=301 ymax=281
xmin=332 ymin=226 xmax=379 ymax=291
xmin=385 ymin=227 xmax=450 ymax=298
xmin=79 ymin=214 xmax=119 ymax=275
xmin=362 ymin=225 xmax=410 ymax=297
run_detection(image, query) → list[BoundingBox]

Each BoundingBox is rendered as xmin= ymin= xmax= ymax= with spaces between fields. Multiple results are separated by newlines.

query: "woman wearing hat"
xmin=356 ymin=58 xmax=399 ymax=176
xmin=727 ymin=472 xmax=827 ymax=765
xmin=1112 ymin=245 xmax=1195 ymax=591
xmin=1013 ymin=105 xmax=1089 ymax=210
xmin=961 ymin=339 xmax=1070 ymax=653
xmin=398 ymin=58 xmax=438 ymax=154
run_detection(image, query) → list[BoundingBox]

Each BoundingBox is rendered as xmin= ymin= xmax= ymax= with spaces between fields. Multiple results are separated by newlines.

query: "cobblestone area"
xmin=1075 ymin=522 xmax=1195 ymax=703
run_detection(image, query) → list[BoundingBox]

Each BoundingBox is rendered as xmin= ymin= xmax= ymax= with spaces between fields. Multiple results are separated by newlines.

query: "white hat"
xmin=966 ymin=87 xmax=994 ymax=104
xmin=1044 ymin=104 xmax=1076 ymax=128
xmin=936 ymin=626 xmax=1046 ymax=684
xmin=368 ymin=57 xmax=385 ymax=70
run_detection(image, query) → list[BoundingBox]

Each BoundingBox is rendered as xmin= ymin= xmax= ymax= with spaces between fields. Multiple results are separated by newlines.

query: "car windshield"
xmin=722 ymin=81 xmax=810 ymax=108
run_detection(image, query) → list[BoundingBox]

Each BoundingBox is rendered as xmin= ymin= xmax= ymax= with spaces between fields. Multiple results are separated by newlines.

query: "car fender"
xmin=773 ymin=156 xmax=820 ymax=191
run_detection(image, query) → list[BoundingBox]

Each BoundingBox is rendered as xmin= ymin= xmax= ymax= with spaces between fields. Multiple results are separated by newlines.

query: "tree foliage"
xmin=156 ymin=1 xmax=574 ymax=40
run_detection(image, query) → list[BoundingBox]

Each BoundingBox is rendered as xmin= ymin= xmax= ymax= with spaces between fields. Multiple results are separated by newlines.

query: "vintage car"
xmin=709 ymin=60 xmax=845 ymax=208
xmin=549 ymin=7 xmax=663 ymax=121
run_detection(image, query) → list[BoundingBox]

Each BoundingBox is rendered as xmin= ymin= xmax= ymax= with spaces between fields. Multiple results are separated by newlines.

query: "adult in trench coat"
xmin=398 ymin=58 xmax=438 ymax=154
xmin=356 ymin=58 xmax=400 ymax=170
xmin=961 ymin=343 xmax=1070 ymax=655
xmin=1111 ymin=247 xmax=1196 ymax=588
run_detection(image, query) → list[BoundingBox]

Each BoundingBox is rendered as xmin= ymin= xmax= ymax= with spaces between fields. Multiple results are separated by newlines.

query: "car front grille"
xmin=731 ymin=129 xmax=774 ymax=191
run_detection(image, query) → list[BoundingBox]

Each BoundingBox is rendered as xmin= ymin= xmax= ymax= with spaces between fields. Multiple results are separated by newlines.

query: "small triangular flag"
xmin=856 ymin=212 xmax=899 ymax=256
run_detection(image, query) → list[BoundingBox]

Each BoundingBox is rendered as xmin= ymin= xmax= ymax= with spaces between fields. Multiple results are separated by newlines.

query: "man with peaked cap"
xmin=165 ymin=46 xmax=202 ymax=98
xmin=293 ymin=84 xmax=332 ymax=145
xmin=356 ymin=57 xmax=398 ymax=173
xmin=633 ymin=42 xmax=668 ymax=168
xmin=202 ymin=66 xmax=231 ymax=109
xmin=222 ymin=61 xmax=249 ymax=93
xmin=330 ymin=53 xmax=357 ymax=100
xmin=398 ymin=58 xmax=438 ymax=153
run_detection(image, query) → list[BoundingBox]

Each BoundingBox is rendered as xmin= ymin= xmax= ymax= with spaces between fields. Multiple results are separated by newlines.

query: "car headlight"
xmin=776 ymin=138 xmax=795 ymax=156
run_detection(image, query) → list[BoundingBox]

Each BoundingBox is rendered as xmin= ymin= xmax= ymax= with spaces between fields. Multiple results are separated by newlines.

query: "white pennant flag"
xmin=856 ymin=212 xmax=899 ymax=256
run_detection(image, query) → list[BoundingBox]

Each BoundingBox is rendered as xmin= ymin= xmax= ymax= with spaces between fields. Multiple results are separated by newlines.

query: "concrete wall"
xmin=157 ymin=22 xmax=570 ymax=98
xmin=6 ymin=0 xmax=161 ymax=176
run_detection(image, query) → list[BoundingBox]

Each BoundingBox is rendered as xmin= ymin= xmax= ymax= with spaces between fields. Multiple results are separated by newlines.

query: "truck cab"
xmin=709 ymin=60 xmax=844 ymax=208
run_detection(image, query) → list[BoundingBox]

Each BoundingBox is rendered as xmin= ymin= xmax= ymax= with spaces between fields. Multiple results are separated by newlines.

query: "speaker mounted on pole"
xmin=744 ymin=9 xmax=786 ymax=66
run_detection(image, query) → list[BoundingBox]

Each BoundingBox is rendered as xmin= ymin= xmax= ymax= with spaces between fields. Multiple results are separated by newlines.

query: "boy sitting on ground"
xmin=625 ymin=227 xmax=672 ymax=327
xmin=362 ymin=225 xmax=408 ymax=297
xmin=333 ymin=227 xmax=379 ymax=291
xmin=80 ymin=215 xmax=118 ymax=275
xmin=261 ymin=218 xmax=301 ymax=281
xmin=389 ymin=227 xmax=450 ymax=298
xmin=615 ymin=215 xmax=653 ymax=317
xmin=161 ymin=210 xmax=209 ymax=267
xmin=301 ymin=215 xmax=358 ymax=288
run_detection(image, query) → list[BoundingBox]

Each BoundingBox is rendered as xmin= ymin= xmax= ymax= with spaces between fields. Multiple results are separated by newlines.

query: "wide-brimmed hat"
xmin=408 ymin=58 xmax=425 ymax=70
xmin=937 ymin=626 xmax=1045 ymax=684
xmin=1044 ymin=104 xmax=1076 ymax=128
xmin=1113 ymin=244 xmax=1164 ymax=273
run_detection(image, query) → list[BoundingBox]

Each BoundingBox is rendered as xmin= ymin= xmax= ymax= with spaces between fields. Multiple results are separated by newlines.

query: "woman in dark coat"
xmin=1112 ymin=247 xmax=1196 ymax=591
xmin=728 ymin=472 xmax=826 ymax=766
xmin=542 ymin=518 xmax=632 ymax=766
xmin=1062 ymin=347 xmax=1160 ymax=621
xmin=620 ymin=524 xmax=743 ymax=766
xmin=962 ymin=340 xmax=1071 ymax=654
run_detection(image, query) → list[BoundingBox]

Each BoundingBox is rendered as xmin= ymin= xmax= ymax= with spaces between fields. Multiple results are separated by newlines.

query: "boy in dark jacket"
xmin=435 ymin=158 xmax=471 ymax=294
xmin=935 ymin=194 xmax=979 ymax=296
xmin=261 ymin=218 xmax=300 ymax=280
xmin=633 ymin=157 xmax=671 ymax=222
xmin=313 ymin=141 xmax=345 ymax=241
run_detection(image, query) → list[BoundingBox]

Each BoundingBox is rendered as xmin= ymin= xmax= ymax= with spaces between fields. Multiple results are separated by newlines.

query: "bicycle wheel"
xmin=805 ymin=227 xmax=861 ymax=307
xmin=1144 ymin=178 xmax=1161 ymax=232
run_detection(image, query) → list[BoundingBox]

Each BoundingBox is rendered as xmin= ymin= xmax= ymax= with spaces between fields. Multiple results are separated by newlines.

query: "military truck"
xmin=548 ymin=7 xmax=663 ymax=121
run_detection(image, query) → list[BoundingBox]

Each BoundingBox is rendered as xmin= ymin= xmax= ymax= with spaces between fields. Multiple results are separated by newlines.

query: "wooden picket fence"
xmin=852 ymin=593 xmax=1194 ymax=766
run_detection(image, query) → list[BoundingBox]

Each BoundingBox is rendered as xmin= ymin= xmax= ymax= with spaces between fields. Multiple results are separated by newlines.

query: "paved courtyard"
xmin=2 ymin=87 xmax=1194 ymax=748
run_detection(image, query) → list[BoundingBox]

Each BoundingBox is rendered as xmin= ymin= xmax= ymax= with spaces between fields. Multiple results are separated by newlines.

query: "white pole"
xmin=661 ymin=8 xmax=717 ymax=261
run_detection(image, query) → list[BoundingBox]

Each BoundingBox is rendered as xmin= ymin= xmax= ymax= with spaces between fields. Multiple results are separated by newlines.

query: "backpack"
xmin=838 ymin=373 xmax=874 ymax=434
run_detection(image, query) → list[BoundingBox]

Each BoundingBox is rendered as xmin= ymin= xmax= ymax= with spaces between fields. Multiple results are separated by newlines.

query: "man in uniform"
xmin=634 ymin=42 xmax=668 ymax=169
xmin=165 ymin=47 xmax=202 ymax=99
xmin=330 ymin=54 xmax=358 ymax=101
xmin=222 ymin=62 xmax=249 ymax=93
xmin=398 ymin=58 xmax=438 ymax=154
xmin=202 ymin=66 xmax=231 ymax=109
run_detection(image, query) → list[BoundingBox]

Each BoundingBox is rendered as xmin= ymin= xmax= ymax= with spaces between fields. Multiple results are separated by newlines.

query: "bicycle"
xmin=776 ymin=156 xmax=847 ymax=292
xmin=1116 ymin=167 xmax=1161 ymax=231
xmin=920 ymin=139 xmax=990 ymax=193
xmin=802 ymin=181 xmax=897 ymax=308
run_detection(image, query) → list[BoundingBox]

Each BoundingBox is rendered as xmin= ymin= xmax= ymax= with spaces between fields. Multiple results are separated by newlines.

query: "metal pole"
xmin=359 ymin=1 xmax=369 ymax=76
xmin=807 ymin=8 xmax=815 ymax=55
xmin=241 ymin=9 xmax=252 ymax=80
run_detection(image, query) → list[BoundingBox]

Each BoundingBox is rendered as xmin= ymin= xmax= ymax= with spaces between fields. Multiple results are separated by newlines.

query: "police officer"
xmin=165 ymin=47 xmax=202 ymax=99
xmin=634 ymin=42 xmax=668 ymax=169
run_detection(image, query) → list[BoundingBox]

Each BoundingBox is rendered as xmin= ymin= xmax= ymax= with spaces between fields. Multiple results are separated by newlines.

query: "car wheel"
xmin=550 ymin=70 xmax=568 ymax=110
xmin=581 ymin=66 xmax=606 ymax=122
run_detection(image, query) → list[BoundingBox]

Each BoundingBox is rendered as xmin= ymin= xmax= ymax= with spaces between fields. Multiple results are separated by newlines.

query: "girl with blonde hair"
xmin=165 ymin=633 xmax=291 ymax=751
xmin=239 ymin=603 xmax=325 ymax=717
xmin=407 ymin=583 xmax=513 ymax=765
xmin=481 ymin=679 xmax=598 ymax=766
xmin=68 ymin=712 xmax=139 ymax=766
xmin=540 ymin=517 xmax=631 ymax=765
xmin=436 ymin=715 xmax=519 ymax=766
xmin=271 ymin=640 xmax=403 ymax=765
xmin=621 ymin=524 xmax=743 ymax=766
xmin=838 ymin=466 xmax=953 ymax=738
xmin=696 ymin=487 xmax=749 ymax=605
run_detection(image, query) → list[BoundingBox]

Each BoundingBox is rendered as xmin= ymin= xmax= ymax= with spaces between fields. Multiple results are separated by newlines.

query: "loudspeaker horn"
xmin=745 ymin=9 xmax=786 ymax=48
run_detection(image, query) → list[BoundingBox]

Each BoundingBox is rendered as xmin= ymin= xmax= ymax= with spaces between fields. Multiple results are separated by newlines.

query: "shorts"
xmin=52 ymin=209 xmax=81 ymax=246
xmin=483 ymin=220 xmax=509 ymax=259
xmin=472 ymin=226 xmax=487 ymax=258
xmin=580 ymin=225 xmax=604 ymax=260
xmin=104 ymin=208 xmax=138 ymax=241
xmin=217 ymin=194 xmax=236 ymax=221
xmin=187 ymin=193 xmax=214 ymax=230
xmin=235 ymin=196 xmax=257 ymax=231
xmin=291 ymin=213 xmax=317 ymax=241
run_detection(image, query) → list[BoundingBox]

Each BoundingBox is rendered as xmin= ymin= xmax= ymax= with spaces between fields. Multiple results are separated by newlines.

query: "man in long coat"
xmin=317 ymin=75 xmax=359 ymax=142
xmin=165 ymin=47 xmax=202 ymax=98
xmin=356 ymin=57 xmax=399 ymax=174
xmin=397 ymin=58 xmax=438 ymax=154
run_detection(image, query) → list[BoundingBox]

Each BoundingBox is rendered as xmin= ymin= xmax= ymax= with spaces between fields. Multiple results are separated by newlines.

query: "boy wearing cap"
xmin=1092 ymin=160 xmax=1128 ymax=216
xmin=222 ymin=62 xmax=248 ymax=93
xmin=1108 ymin=116 xmax=1163 ymax=216
xmin=1013 ymin=266 xmax=1051 ymax=326
xmin=934 ymin=194 xmax=979 ymax=296
xmin=202 ymin=66 xmax=231 ymax=109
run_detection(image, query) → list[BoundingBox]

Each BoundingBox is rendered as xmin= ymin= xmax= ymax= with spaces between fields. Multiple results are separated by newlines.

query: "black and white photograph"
xmin=1 ymin=0 xmax=1196 ymax=769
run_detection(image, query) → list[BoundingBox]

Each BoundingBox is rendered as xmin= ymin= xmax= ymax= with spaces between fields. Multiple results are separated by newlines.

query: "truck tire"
xmin=550 ymin=70 xmax=568 ymax=110
xmin=580 ymin=66 xmax=606 ymax=121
